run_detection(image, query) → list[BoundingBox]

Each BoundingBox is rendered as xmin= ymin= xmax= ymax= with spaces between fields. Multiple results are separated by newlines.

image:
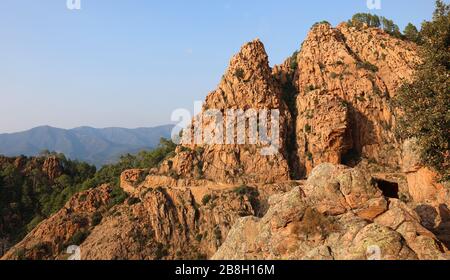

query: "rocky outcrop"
xmin=1 ymin=185 xmax=111 ymax=260
xmin=274 ymin=23 xmax=418 ymax=176
xmin=2 ymin=179 xmax=296 ymax=260
xmin=139 ymin=23 xmax=420 ymax=183
xmin=3 ymin=22 xmax=448 ymax=261
xmin=120 ymin=169 xmax=149 ymax=195
xmin=0 ymin=154 xmax=95 ymax=257
xmin=402 ymin=139 xmax=449 ymax=204
xmin=152 ymin=24 xmax=419 ymax=183
xmin=41 ymin=156 xmax=64 ymax=181
xmin=213 ymin=164 xmax=448 ymax=260
xmin=80 ymin=187 xmax=255 ymax=260
xmin=401 ymin=139 xmax=450 ymax=249
xmin=295 ymin=93 xmax=353 ymax=175
xmin=160 ymin=39 xmax=292 ymax=184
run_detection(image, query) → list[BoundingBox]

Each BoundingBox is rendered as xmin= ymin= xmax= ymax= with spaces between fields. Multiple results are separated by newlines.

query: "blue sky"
xmin=0 ymin=0 xmax=443 ymax=133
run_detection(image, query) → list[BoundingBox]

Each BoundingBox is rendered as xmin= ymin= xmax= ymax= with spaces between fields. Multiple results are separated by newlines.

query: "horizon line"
xmin=0 ymin=124 xmax=175 ymax=135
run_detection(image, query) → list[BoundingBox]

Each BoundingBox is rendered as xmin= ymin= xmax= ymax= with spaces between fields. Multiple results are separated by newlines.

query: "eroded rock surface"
xmin=3 ymin=22 xmax=448 ymax=260
xmin=274 ymin=23 xmax=418 ymax=176
xmin=161 ymin=39 xmax=292 ymax=184
xmin=1 ymin=185 xmax=111 ymax=260
xmin=213 ymin=164 xmax=447 ymax=260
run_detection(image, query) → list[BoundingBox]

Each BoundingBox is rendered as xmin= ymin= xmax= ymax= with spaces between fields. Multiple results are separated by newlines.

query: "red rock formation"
xmin=1 ymin=185 xmax=111 ymax=260
xmin=160 ymin=39 xmax=292 ymax=184
xmin=274 ymin=23 xmax=418 ymax=176
xmin=42 ymin=156 xmax=64 ymax=181
xmin=214 ymin=164 xmax=447 ymax=260
xmin=3 ymin=22 xmax=448 ymax=261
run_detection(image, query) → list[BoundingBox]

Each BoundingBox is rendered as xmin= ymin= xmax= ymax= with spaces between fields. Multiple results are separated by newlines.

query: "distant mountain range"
xmin=0 ymin=125 xmax=174 ymax=167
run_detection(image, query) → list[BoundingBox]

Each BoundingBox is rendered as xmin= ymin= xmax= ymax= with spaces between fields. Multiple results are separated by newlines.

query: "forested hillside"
xmin=0 ymin=138 xmax=176 ymax=256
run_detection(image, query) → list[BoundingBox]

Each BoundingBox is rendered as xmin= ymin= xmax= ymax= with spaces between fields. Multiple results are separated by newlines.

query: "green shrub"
xmin=194 ymin=146 xmax=205 ymax=157
xmin=168 ymin=170 xmax=180 ymax=179
xmin=195 ymin=234 xmax=203 ymax=242
xmin=340 ymin=100 xmax=349 ymax=108
xmin=127 ymin=197 xmax=141 ymax=206
xmin=201 ymin=194 xmax=212 ymax=206
xmin=91 ymin=212 xmax=102 ymax=226
xmin=108 ymin=186 xmax=129 ymax=209
xmin=68 ymin=230 xmax=89 ymax=246
xmin=179 ymin=146 xmax=191 ymax=153
xmin=32 ymin=242 xmax=51 ymax=255
xmin=305 ymin=85 xmax=316 ymax=93
xmin=304 ymin=124 xmax=312 ymax=133
xmin=330 ymin=72 xmax=339 ymax=79
xmin=78 ymin=194 xmax=87 ymax=202
xmin=26 ymin=215 xmax=44 ymax=233
xmin=233 ymin=186 xmax=259 ymax=209
xmin=290 ymin=51 xmax=299 ymax=70
xmin=356 ymin=61 xmax=379 ymax=72
xmin=312 ymin=21 xmax=331 ymax=27
xmin=155 ymin=242 xmax=169 ymax=260
xmin=72 ymin=214 xmax=89 ymax=227
xmin=213 ymin=227 xmax=222 ymax=240
xmin=234 ymin=68 xmax=245 ymax=80
xmin=305 ymin=110 xmax=314 ymax=119
xmin=233 ymin=185 xmax=250 ymax=196
xmin=356 ymin=96 xmax=366 ymax=102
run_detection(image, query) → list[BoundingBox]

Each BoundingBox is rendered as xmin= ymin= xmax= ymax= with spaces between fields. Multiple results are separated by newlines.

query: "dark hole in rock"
xmin=373 ymin=179 xmax=399 ymax=199
xmin=341 ymin=148 xmax=361 ymax=167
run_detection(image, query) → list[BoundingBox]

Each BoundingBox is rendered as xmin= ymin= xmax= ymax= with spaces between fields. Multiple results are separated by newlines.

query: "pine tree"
xmin=380 ymin=16 xmax=402 ymax=38
xmin=350 ymin=13 xmax=381 ymax=28
xmin=403 ymin=23 xmax=421 ymax=43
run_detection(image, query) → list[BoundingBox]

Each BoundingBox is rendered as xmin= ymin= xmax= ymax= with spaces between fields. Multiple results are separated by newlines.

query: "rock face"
xmin=274 ymin=23 xmax=418 ymax=176
xmin=160 ymin=39 xmax=293 ymax=184
xmin=3 ymin=22 xmax=449 ymax=260
xmin=147 ymin=24 xmax=419 ymax=182
xmin=401 ymin=139 xmax=450 ymax=250
xmin=41 ymin=156 xmax=64 ymax=181
xmin=0 ymin=154 xmax=95 ymax=257
xmin=1 ymin=180 xmax=295 ymax=260
xmin=80 ymin=186 xmax=255 ymax=260
xmin=213 ymin=164 xmax=447 ymax=260
xmin=402 ymin=139 xmax=449 ymax=204
xmin=1 ymin=185 xmax=111 ymax=260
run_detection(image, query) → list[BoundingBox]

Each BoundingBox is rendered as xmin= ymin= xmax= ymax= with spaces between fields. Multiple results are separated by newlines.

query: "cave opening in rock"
xmin=341 ymin=148 xmax=361 ymax=167
xmin=374 ymin=179 xmax=399 ymax=199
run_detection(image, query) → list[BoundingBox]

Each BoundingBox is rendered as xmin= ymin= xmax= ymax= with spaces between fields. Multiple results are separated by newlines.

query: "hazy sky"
xmin=0 ymin=0 xmax=442 ymax=133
